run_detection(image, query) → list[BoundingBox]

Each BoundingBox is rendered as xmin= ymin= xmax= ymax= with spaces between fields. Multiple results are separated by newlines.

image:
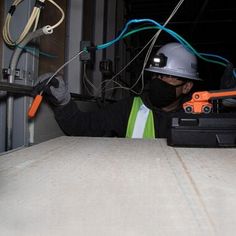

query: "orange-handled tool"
xmin=28 ymin=94 xmax=43 ymax=118
xmin=28 ymin=74 xmax=54 ymax=118
xmin=183 ymin=89 xmax=236 ymax=113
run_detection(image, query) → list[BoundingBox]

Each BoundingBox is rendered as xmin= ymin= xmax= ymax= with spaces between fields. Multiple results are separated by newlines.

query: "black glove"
xmin=34 ymin=73 xmax=71 ymax=106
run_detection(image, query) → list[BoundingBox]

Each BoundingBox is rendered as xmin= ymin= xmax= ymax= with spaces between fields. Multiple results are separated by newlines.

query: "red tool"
xmin=183 ymin=89 xmax=236 ymax=113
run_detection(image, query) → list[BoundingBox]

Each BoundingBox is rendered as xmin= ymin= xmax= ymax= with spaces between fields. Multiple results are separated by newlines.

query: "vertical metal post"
xmin=2 ymin=0 xmax=38 ymax=151
xmin=115 ymin=0 xmax=129 ymax=99
xmin=106 ymin=0 xmax=117 ymax=64
xmin=91 ymin=0 xmax=105 ymax=97
xmin=0 ymin=0 xmax=5 ymax=152
xmin=6 ymin=80 xmax=14 ymax=150
xmin=65 ymin=0 xmax=84 ymax=94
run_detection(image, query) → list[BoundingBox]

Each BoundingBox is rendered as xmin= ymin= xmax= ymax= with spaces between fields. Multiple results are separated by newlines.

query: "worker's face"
xmin=155 ymin=74 xmax=193 ymax=96
xmin=148 ymin=74 xmax=193 ymax=108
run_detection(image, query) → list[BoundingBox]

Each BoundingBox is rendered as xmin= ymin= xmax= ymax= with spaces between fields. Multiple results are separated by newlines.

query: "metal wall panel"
xmin=0 ymin=0 xmax=70 ymax=153
xmin=34 ymin=0 xmax=68 ymax=146
xmin=91 ymin=0 xmax=106 ymax=97
xmin=91 ymin=0 xmax=127 ymax=99
xmin=0 ymin=0 xmax=5 ymax=152
xmin=65 ymin=0 xmax=84 ymax=94
xmin=0 ymin=103 xmax=5 ymax=152
xmin=1 ymin=0 xmax=37 ymax=152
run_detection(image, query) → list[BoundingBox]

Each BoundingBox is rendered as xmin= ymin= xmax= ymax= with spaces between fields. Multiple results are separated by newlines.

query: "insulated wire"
xmin=16 ymin=45 xmax=57 ymax=58
xmin=39 ymin=29 xmax=157 ymax=95
xmin=122 ymin=26 xmax=158 ymax=38
xmin=40 ymin=50 xmax=85 ymax=95
xmin=97 ymin=19 xmax=168 ymax=50
xmin=91 ymin=4 xmax=168 ymax=94
xmin=93 ymin=0 xmax=233 ymax=73
xmin=199 ymin=53 xmax=230 ymax=64
xmin=123 ymin=26 xmax=233 ymax=70
xmin=98 ymin=34 xmax=158 ymax=94
xmin=141 ymin=26 xmax=236 ymax=78
xmin=47 ymin=0 xmax=65 ymax=30
xmin=96 ymin=0 xmax=185 ymax=51
xmin=34 ymin=10 xmax=40 ymax=31
xmin=101 ymin=0 xmax=184 ymax=94
xmin=2 ymin=0 xmax=64 ymax=46
xmin=164 ymin=28 xmax=228 ymax=67
xmin=121 ymin=24 xmax=229 ymax=68
xmin=83 ymin=63 xmax=96 ymax=96
xmin=134 ymin=0 xmax=185 ymax=95
xmin=100 ymin=0 xmax=185 ymax=94
xmin=42 ymin=0 xmax=235 ymax=96
xmin=44 ymin=2 xmax=235 ymax=97
xmin=85 ymin=33 xmax=158 ymax=95
xmin=3 ymin=0 xmax=45 ymax=46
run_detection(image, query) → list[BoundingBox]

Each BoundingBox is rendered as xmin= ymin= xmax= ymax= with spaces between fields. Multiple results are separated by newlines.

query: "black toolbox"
xmin=167 ymin=113 xmax=236 ymax=147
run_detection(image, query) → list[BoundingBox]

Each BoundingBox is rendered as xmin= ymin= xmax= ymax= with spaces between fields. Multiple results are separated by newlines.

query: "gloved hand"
xmin=34 ymin=73 xmax=71 ymax=106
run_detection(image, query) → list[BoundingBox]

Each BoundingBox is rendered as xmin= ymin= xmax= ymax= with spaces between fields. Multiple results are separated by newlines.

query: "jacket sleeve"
xmin=52 ymin=98 xmax=133 ymax=137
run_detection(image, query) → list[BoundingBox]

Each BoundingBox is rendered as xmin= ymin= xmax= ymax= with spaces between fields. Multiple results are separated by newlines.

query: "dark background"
xmin=123 ymin=0 xmax=236 ymax=90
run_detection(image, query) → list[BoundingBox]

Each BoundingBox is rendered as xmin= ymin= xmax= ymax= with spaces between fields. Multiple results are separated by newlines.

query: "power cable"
xmin=82 ymin=63 xmax=96 ymax=96
xmin=2 ymin=0 xmax=64 ymax=46
xmin=100 ymin=0 xmax=185 ymax=95
xmin=38 ymin=50 xmax=85 ymax=95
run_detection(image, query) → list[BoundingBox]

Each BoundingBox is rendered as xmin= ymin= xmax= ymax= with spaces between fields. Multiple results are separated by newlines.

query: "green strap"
xmin=126 ymin=97 xmax=155 ymax=138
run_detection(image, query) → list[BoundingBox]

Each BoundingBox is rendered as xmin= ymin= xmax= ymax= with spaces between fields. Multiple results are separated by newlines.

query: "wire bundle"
xmin=37 ymin=0 xmax=236 ymax=96
xmin=42 ymin=0 xmax=186 ymax=95
xmin=2 ymin=0 xmax=64 ymax=46
xmin=96 ymin=19 xmax=233 ymax=69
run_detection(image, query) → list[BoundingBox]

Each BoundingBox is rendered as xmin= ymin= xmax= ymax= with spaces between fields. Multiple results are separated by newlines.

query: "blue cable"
xmin=97 ymin=19 xmax=166 ymax=50
xmin=16 ymin=45 xmax=57 ymax=58
xmin=97 ymin=18 xmax=202 ymax=59
xmin=199 ymin=53 xmax=229 ymax=64
xmin=199 ymin=53 xmax=236 ymax=78
xmin=96 ymin=18 xmax=236 ymax=78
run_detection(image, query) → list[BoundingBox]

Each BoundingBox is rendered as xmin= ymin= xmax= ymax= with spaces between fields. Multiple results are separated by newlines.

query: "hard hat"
xmin=145 ymin=42 xmax=202 ymax=81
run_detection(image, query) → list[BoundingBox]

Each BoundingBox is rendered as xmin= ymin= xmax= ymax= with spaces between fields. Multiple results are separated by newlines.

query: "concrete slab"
xmin=0 ymin=137 xmax=236 ymax=235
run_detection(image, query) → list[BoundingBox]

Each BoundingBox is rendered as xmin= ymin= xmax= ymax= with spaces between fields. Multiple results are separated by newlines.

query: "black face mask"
xmin=148 ymin=78 xmax=184 ymax=108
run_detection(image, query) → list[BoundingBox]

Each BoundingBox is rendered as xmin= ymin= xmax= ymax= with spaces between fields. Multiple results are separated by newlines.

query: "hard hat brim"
xmin=145 ymin=67 xmax=203 ymax=81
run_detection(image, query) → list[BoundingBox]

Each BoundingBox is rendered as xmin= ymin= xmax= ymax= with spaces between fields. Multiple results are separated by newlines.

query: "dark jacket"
xmin=53 ymin=94 xmax=183 ymax=138
xmin=54 ymin=92 xmax=184 ymax=138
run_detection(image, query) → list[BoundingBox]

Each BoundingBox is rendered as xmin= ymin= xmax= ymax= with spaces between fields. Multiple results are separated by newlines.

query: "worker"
xmin=35 ymin=42 xmax=202 ymax=138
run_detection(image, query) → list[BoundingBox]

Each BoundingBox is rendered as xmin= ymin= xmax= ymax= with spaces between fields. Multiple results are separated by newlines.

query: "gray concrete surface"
xmin=0 ymin=136 xmax=236 ymax=236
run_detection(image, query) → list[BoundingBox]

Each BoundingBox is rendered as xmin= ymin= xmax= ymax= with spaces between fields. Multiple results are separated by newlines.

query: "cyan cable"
xmin=97 ymin=18 xmax=194 ymax=50
xmin=96 ymin=18 xmax=231 ymax=68
xmin=199 ymin=53 xmax=236 ymax=79
xmin=122 ymin=26 xmax=158 ymax=39
xmin=16 ymin=45 xmax=57 ymax=58
xmin=199 ymin=54 xmax=236 ymax=78
xmin=164 ymin=28 xmax=228 ymax=67
xmin=96 ymin=19 xmax=166 ymax=50
xmin=199 ymin=53 xmax=229 ymax=63
xmin=122 ymin=25 xmax=230 ymax=68
xmin=94 ymin=18 xmax=236 ymax=80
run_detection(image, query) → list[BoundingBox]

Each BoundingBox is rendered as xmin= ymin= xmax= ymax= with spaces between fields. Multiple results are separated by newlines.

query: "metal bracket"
xmin=2 ymin=68 xmax=33 ymax=81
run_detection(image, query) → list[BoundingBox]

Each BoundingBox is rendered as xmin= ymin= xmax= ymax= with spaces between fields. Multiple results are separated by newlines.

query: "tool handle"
xmin=28 ymin=95 xmax=43 ymax=118
xmin=192 ymin=90 xmax=236 ymax=101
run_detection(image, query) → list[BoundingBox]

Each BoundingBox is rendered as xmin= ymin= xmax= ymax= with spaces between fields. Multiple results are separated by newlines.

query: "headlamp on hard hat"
xmin=151 ymin=53 xmax=167 ymax=68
